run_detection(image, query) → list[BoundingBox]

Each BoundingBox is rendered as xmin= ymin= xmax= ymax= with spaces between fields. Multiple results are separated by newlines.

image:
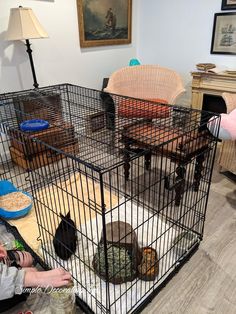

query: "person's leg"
xmin=0 ymin=248 xmax=32 ymax=313
xmin=0 ymin=294 xmax=28 ymax=313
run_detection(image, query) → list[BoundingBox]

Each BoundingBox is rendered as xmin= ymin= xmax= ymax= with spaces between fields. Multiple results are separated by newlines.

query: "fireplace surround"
xmin=191 ymin=72 xmax=236 ymax=175
xmin=191 ymin=71 xmax=236 ymax=112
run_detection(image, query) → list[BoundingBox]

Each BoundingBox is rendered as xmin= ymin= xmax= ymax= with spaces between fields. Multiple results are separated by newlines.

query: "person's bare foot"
xmin=24 ymin=268 xmax=72 ymax=288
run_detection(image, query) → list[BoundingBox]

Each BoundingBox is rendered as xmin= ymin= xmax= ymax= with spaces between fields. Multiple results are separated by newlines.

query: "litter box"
xmin=0 ymin=180 xmax=33 ymax=219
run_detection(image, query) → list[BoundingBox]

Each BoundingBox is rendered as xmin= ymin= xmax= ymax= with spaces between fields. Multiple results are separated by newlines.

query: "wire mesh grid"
xmin=0 ymin=84 xmax=220 ymax=313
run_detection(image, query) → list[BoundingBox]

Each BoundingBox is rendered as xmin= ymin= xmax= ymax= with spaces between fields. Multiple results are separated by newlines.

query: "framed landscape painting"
xmin=211 ymin=12 xmax=236 ymax=55
xmin=222 ymin=0 xmax=236 ymax=10
xmin=77 ymin=0 xmax=132 ymax=47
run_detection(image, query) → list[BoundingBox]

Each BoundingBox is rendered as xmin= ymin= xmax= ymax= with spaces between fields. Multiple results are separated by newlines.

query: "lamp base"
xmin=25 ymin=39 xmax=39 ymax=89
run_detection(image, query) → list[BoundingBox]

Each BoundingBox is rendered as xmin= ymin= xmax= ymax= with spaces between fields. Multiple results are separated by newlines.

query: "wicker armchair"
xmin=219 ymin=92 xmax=236 ymax=174
xmin=104 ymin=65 xmax=185 ymax=144
xmin=104 ymin=65 xmax=185 ymax=105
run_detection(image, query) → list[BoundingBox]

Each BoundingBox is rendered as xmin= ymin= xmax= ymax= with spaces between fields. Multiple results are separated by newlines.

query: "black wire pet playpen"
xmin=0 ymin=84 xmax=220 ymax=313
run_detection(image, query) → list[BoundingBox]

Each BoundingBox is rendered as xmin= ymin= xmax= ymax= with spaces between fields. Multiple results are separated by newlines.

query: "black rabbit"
xmin=53 ymin=212 xmax=77 ymax=260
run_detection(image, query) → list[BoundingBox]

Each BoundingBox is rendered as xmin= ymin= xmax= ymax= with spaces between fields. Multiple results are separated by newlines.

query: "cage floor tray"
xmin=41 ymin=200 xmax=198 ymax=314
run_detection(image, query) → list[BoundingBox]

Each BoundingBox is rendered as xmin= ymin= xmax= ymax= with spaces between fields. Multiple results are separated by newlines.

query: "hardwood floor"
xmin=142 ymin=170 xmax=236 ymax=314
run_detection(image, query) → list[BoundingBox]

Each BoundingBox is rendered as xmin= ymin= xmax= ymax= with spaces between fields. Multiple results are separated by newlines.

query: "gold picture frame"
xmin=77 ymin=0 xmax=132 ymax=48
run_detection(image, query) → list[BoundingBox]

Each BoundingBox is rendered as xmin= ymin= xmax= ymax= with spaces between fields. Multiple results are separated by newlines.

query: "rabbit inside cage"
xmin=0 ymin=84 xmax=219 ymax=314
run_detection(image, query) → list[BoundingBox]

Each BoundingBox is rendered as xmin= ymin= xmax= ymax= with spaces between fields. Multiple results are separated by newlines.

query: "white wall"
xmin=2 ymin=0 xmax=235 ymax=100
xmin=137 ymin=0 xmax=236 ymax=106
xmin=0 ymin=0 xmax=138 ymax=93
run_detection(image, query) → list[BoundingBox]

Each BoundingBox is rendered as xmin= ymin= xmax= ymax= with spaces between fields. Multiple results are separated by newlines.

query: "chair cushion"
xmin=118 ymin=98 xmax=170 ymax=119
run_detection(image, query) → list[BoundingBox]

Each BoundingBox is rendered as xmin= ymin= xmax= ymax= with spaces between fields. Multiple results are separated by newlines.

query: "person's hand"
xmin=16 ymin=251 xmax=34 ymax=268
xmin=2 ymin=249 xmax=34 ymax=267
xmin=0 ymin=244 xmax=7 ymax=258
xmin=24 ymin=268 xmax=72 ymax=288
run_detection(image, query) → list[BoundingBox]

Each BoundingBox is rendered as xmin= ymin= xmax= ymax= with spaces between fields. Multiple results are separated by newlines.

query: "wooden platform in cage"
xmin=10 ymin=141 xmax=79 ymax=170
xmin=9 ymin=121 xmax=75 ymax=155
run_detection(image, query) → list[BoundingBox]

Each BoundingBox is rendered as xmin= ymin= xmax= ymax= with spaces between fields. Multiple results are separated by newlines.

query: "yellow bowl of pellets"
xmin=0 ymin=180 xmax=33 ymax=219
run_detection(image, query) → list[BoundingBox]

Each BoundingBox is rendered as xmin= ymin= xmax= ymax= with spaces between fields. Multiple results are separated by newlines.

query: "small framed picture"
xmin=76 ymin=0 xmax=132 ymax=48
xmin=211 ymin=12 xmax=236 ymax=55
xmin=222 ymin=0 xmax=236 ymax=10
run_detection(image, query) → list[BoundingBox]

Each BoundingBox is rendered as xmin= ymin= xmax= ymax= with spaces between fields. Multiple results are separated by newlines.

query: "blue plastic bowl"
xmin=0 ymin=180 xmax=33 ymax=219
xmin=20 ymin=119 xmax=49 ymax=132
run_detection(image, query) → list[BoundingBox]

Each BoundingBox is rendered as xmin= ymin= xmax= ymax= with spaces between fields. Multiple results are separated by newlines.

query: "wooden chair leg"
xmin=123 ymin=140 xmax=131 ymax=181
xmin=123 ymin=153 xmax=130 ymax=181
xmin=144 ymin=151 xmax=152 ymax=170
xmin=193 ymin=153 xmax=205 ymax=192
xmin=174 ymin=163 xmax=186 ymax=206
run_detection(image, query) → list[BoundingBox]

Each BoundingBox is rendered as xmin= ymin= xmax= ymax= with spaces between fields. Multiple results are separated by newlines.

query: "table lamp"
xmin=5 ymin=6 xmax=48 ymax=88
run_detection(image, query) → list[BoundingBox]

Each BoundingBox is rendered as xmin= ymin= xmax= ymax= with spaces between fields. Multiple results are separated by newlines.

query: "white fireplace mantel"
xmin=191 ymin=71 xmax=236 ymax=111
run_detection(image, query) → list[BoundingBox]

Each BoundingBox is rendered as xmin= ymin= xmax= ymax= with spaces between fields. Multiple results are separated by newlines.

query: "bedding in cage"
xmin=0 ymin=84 xmax=220 ymax=314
